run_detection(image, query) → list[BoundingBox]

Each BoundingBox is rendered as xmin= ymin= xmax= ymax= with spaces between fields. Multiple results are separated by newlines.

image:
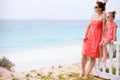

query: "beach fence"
xmin=92 ymin=41 xmax=120 ymax=80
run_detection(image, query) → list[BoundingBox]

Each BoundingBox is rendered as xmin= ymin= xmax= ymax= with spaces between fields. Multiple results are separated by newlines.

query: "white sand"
xmin=0 ymin=63 xmax=82 ymax=80
xmin=0 ymin=45 xmax=82 ymax=71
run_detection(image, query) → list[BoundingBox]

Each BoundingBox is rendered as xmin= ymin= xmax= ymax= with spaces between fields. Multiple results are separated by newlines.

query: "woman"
xmin=80 ymin=1 xmax=106 ymax=78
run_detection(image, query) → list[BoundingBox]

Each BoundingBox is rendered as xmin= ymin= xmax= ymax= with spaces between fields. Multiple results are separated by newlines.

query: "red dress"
xmin=103 ymin=22 xmax=117 ymax=41
xmin=82 ymin=20 xmax=103 ymax=58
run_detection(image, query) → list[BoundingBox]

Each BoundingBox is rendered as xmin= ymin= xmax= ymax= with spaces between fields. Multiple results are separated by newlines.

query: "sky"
xmin=0 ymin=0 xmax=119 ymax=20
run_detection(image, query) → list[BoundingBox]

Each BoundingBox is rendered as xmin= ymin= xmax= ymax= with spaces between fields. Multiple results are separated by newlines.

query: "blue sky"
xmin=0 ymin=0 xmax=119 ymax=20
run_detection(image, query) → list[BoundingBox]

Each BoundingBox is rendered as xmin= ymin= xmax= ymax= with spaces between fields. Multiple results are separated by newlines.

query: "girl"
xmin=80 ymin=1 xmax=106 ymax=78
xmin=99 ymin=11 xmax=117 ymax=62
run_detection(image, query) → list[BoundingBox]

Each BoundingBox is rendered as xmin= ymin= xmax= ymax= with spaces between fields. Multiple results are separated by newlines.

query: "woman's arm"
xmin=83 ymin=17 xmax=92 ymax=42
xmin=84 ymin=23 xmax=90 ymax=38
xmin=102 ymin=13 xmax=107 ymax=37
xmin=103 ymin=24 xmax=107 ymax=36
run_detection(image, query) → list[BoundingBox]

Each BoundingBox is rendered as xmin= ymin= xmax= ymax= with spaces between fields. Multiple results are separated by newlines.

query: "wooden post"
xmin=116 ymin=44 xmax=120 ymax=76
xmin=102 ymin=62 xmax=106 ymax=73
xmin=108 ymin=43 xmax=113 ymax=74
xmin=96 ymin=58 xmax=100 ymax=72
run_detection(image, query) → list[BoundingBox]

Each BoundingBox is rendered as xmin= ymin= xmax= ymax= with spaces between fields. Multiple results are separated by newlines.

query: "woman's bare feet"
xmin=83 ymin=74 xmax=89 ymax=79
xmin=79 ymin=71 xmax=85 ymax=77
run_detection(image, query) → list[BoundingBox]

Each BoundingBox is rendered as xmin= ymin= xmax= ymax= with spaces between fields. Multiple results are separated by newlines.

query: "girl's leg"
xmin=80 ymin=55 xmax=87 ymax=77
xmin=84 ymin=58 xmax=95 ymax=78
xmin=102 ymin=41 xmax=109 ymax=62
xmin=99 ymin=40 xmax=104 ymax=61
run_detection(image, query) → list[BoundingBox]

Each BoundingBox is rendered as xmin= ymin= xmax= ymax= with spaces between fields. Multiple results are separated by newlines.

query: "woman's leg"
xmin=80 ymin=55 xmax=87 ymax=77
xmin=99 ymin=40 xmax=104 ymax=61
xmin=84 ymin=58 xmax=95 ymax=78
xmin=102 ymin=41 xmax=109 ymax=62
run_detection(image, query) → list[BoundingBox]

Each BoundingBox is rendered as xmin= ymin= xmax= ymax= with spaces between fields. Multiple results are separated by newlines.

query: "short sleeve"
xmin=113 ymin=22 xmax=117 ymax=28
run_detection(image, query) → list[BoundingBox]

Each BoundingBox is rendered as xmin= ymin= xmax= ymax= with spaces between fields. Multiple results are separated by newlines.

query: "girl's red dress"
xmin=103 ymin=22 xmax=117 ymax=41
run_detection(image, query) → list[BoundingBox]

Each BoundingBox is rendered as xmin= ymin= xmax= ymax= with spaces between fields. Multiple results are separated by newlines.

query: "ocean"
xmin=0 ymin=20 xmax=120 ymax=54
xmin=0 ymin=20 xmax=87 ymax=53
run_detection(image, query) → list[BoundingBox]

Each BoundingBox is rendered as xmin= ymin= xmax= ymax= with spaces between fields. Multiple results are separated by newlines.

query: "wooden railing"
xmin=92 ymin=41 xmax=120 ymax=80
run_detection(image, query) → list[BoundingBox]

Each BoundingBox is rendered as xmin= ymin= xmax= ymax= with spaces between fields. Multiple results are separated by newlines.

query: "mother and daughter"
xmin=80 ymin=1 xmax=118 ymax=79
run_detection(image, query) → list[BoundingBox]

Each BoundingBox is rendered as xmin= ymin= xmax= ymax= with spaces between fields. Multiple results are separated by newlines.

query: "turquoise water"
xmin=0 ymin=20 xmax=120 ymax=53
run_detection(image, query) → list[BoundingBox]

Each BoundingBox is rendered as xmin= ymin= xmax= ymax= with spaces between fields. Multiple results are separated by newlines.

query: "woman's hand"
xmin=83 ymin=36 xmax=88 ymax=42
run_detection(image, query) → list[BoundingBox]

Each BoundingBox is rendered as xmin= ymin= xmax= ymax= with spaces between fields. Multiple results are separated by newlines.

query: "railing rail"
xmin=93 ymin=41 xmax=120 ymax=80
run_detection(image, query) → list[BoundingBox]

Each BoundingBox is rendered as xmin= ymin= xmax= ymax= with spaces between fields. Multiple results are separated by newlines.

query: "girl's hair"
xmin=108 ymin=11 xmax=116 ymax=19
xmin=96 ymin=1 xmax=106 ymax=11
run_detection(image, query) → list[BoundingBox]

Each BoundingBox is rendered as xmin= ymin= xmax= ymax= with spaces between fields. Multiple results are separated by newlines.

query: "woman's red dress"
xmin=82 ymin=20 xmax=103 ymax=58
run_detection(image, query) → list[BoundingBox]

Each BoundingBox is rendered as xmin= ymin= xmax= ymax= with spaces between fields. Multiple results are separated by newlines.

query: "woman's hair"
xmin=96 ymin=1 xmax=106 ymax=11
xmin=108 ymin=11 xmax=116 ymax=19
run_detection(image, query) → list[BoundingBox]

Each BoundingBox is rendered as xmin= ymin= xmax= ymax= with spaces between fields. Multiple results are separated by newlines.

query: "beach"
xmin=0 ymin=45 xmax=82 ymax=71
xmin=0 ymin=61 xmax=106 ymax=80
xmin=0 ymin=57 xmax=108 ymax=80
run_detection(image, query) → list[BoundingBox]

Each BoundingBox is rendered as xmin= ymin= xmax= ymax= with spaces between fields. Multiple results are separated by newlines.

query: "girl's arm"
xmin=113 ymin=26 xmax=117 ymax=41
